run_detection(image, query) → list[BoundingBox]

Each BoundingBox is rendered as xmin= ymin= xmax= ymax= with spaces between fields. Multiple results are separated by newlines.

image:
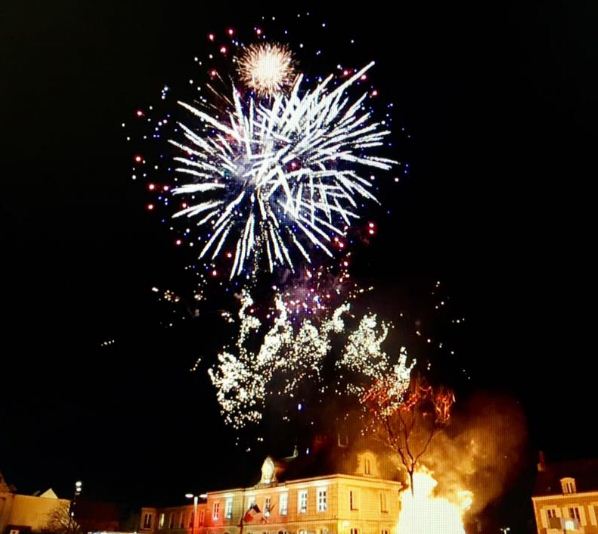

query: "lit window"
xmin=561 ymin=477 xmax=577 ymax=494
xmin=179 ymin=513 xmax=185 ymax=528
xmin=298 ymin=490 xmax=308 ymax=513
xmin=279 ymin=493 xmax=288 ymax=515
xmin=365 ymin=458 xmax=371 ymax=475
xmin=143 ymin=513 xmax=153 ymax=528
xmin=225 ymin=497 xmax=233 ymax=519
xmin=213 ymin=502 xmax=220 ymax=520
xmin=569 ymin=507 xmax=581 ymax=523
xmin=317 ymin=488 xmax=327 ymax=512
xmin=380 ymin=492 xmax=388 ymax=513
xmin=350 ymin=490 xmax=359 ymax=510
xmin=264 ymin=497 xmax=271 ymax=515
xmin=159 ymin=513 xmax=165 ymax=529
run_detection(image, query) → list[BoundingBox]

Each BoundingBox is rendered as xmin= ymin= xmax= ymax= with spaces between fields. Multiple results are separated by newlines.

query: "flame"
xmin=397 ymin=470 xmax=472 ymax=534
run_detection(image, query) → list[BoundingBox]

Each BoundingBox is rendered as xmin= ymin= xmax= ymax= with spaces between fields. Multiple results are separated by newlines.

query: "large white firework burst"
xmin=171 ymin=61 xmax=395 ymax=278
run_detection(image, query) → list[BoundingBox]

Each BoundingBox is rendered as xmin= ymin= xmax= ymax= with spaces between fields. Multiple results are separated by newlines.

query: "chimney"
xmin=537 ymin=450 xmax=546 ymax=472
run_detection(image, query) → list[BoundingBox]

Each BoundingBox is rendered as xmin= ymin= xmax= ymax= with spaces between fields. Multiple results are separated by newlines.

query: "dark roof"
xmin=268 ymin=435 xmax=401 ymax=484
xmin=534 ymin=459 xmax=598 ymax=496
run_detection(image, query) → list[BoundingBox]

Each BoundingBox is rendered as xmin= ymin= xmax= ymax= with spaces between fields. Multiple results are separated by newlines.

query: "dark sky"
xmin=1 ymin=0 xmax=596 ymax=511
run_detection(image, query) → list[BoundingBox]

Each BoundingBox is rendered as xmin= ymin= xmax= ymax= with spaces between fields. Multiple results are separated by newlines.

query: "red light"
xmin=181 ymin=202 xmax=187 ymax=208
xmin=134 ymin=155 xmax=143 ymax=163
xmin=147 ymin=204 xmax=154 ymax=210
xmin=368 ymin=222 xmax=375 ymax=228
xmin=210 ymin=69 xmax=217 ymax=77
xmin=148 ymin=183 xmax=155 ymax=190
xmin=226 ymin=252 xmax=232 ymax=259
xmin=227 ymin=28 xmax=234 ymax=36
xmin=163 ymin=185 xmax=169 ymax=191
xmin=220 ymin=46 xmax=227 ymax=54
xmin=360 ymin=74 xmax=367 ymax=81
xmin=256 ymin=28 xmax=262 ymax=35
xmin=371 ymin=90 xmax=378 ymax=97
xmin=369 ymin=229 xmax=375 ymax=235
xmin=208 ymin=33 xmax=215 ymax=41
xmin=211 ymin=270 xmax=218 ymax=277
xmin=136 ymin=109 xmax=144 ymax=117
xmin=175 ymin=239 xmax=182 ymax=246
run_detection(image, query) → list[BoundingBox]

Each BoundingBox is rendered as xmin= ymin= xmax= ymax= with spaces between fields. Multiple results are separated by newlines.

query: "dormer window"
xmin=560 ymin=477 xmax=577 ymax=494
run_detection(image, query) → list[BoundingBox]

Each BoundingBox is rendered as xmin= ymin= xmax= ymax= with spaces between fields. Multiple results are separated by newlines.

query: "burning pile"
xmin=398 ymin=470 xmax=472 ymax=534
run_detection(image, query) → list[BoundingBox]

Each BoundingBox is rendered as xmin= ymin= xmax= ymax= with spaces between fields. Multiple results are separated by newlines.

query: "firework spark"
xmin=171 ymin=61 xmax=395 ymax=278
xmin=238 ymin=43 xmax=296 ymax=97
xmin=208 ymin=290 xmax=413 ymax=428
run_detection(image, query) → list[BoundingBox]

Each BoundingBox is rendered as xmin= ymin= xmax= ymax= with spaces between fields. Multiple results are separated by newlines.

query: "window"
xmin=199 ymin=510 xmax=205 ymax=525
xmin=561 ymin=477 xmax=577 ymax=494
xmin=143 ymin=513 xmax=153 ymax=529
xmin=569 ymin=507 xmax=581 ymax=523
xmin=179 ymin=513 xmax=185 ymax=528
xmin=279 ymin=493 xmax=288 ymax=515
xmin=298 ymin=490 xmax=308 ymax=513
xmin=317 ymin=488 xmax=327 ymax=512
xmin=213 ymin=502 xmax=221 ymax=520
xmin=159 ymin=513 xmax=165 ymax=529
xmin=546 ymin=509 xmax=556 ymax=519
xmin=320 ymin=529 xmax=329 ymax=534
xmin=299 ymin=530 xmax=308 ymax=534
xmin=264 ymin=497 xmax=271 ymax=515
xmin=381 ymin=529 xmax=389 ymax=534
xmin=365 ymin=458 xmax=371 ymax=475
xmin=225 ymin=497 xmax=233 ymax=519
xmin=350 ymin=490 xmax=359 ymax=510
xmin=169 ymin=513 xmax=175 ymax=529
xmin=189 ymin=513 xmax=194 ymax=528
xmin=350 ymin=529 xmax=359 ymax=534
xmin=380 ymin=492 xmax=388 ymax=513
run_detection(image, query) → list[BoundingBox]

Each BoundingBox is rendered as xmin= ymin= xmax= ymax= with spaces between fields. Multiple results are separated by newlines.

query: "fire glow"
xmin=398 ymin=470 xmax=472 ymax=534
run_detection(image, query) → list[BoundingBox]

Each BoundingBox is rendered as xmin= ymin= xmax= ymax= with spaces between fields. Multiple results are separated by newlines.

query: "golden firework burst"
xmin=238 ymin=43 xmax=296 ymax=97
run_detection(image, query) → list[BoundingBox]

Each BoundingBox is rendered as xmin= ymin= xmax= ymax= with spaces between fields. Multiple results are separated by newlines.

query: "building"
xmin=0 ymin=471 xmax=70 ymax=534
xmin=140 ymin=442 xmax=402 ymax=534
xmin=532 ymin=453 xmax=598 ymax=533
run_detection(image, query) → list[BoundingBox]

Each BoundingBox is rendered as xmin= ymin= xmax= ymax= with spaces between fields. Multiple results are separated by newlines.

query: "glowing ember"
xmin=398 ymin=470 xmax=472 ymax=534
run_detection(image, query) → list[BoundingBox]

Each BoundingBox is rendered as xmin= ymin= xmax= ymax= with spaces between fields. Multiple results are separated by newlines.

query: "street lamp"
xmin=185 ymin=493 xmax=207 ymax=534
xmin=500 ymin=528 xmax=510 ymax=534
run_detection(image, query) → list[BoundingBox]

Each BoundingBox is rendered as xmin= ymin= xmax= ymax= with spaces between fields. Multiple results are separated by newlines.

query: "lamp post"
xmin=185 ymin=493 xmax=207 ymax=534
xmin=69 ymin=480 xmax=82 ymax=534
xmin=499 ymin=528 xmax=510 ymax=534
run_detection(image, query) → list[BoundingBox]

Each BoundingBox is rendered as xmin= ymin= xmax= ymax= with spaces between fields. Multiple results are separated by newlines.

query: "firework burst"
xmin=237 ymin=43 xmax=296 ymax=97
xmin=172 ymin=61 xmax=395 ymax=279
xmin=208 ymin=290 xmax=414 ymax=429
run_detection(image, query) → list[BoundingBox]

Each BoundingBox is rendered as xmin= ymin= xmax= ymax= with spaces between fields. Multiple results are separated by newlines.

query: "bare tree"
xmin=363 ymin=374 xmax=455 ymax=494
xmin=43 ymin=503 xmax=82 ymax=534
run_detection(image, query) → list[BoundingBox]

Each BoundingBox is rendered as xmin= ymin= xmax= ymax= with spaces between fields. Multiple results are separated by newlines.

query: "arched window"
xmin=560 ymin=477 xmax=577 ymax=494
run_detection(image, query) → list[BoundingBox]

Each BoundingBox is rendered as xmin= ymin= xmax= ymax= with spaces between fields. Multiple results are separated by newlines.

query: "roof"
xmin=534 ymin=458 xmax=598 ymax=496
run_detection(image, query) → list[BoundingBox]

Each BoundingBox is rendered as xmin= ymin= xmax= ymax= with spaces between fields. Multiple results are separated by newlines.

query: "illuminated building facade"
xmin=0 ymin=472 xmax=70 ymax=534
xmin=140 ymin=446 xmax=402 ymax=534
xmin=532 ymin=454 xmax=598 ymax=533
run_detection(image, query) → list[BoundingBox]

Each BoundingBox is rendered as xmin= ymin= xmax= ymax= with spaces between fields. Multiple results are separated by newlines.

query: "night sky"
xmin=1 ymin=0 xmax=596 ymax=514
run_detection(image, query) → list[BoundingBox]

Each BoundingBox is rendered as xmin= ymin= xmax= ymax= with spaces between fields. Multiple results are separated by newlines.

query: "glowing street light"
xmin=185 ymin=493 xmax=207 ymax=534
